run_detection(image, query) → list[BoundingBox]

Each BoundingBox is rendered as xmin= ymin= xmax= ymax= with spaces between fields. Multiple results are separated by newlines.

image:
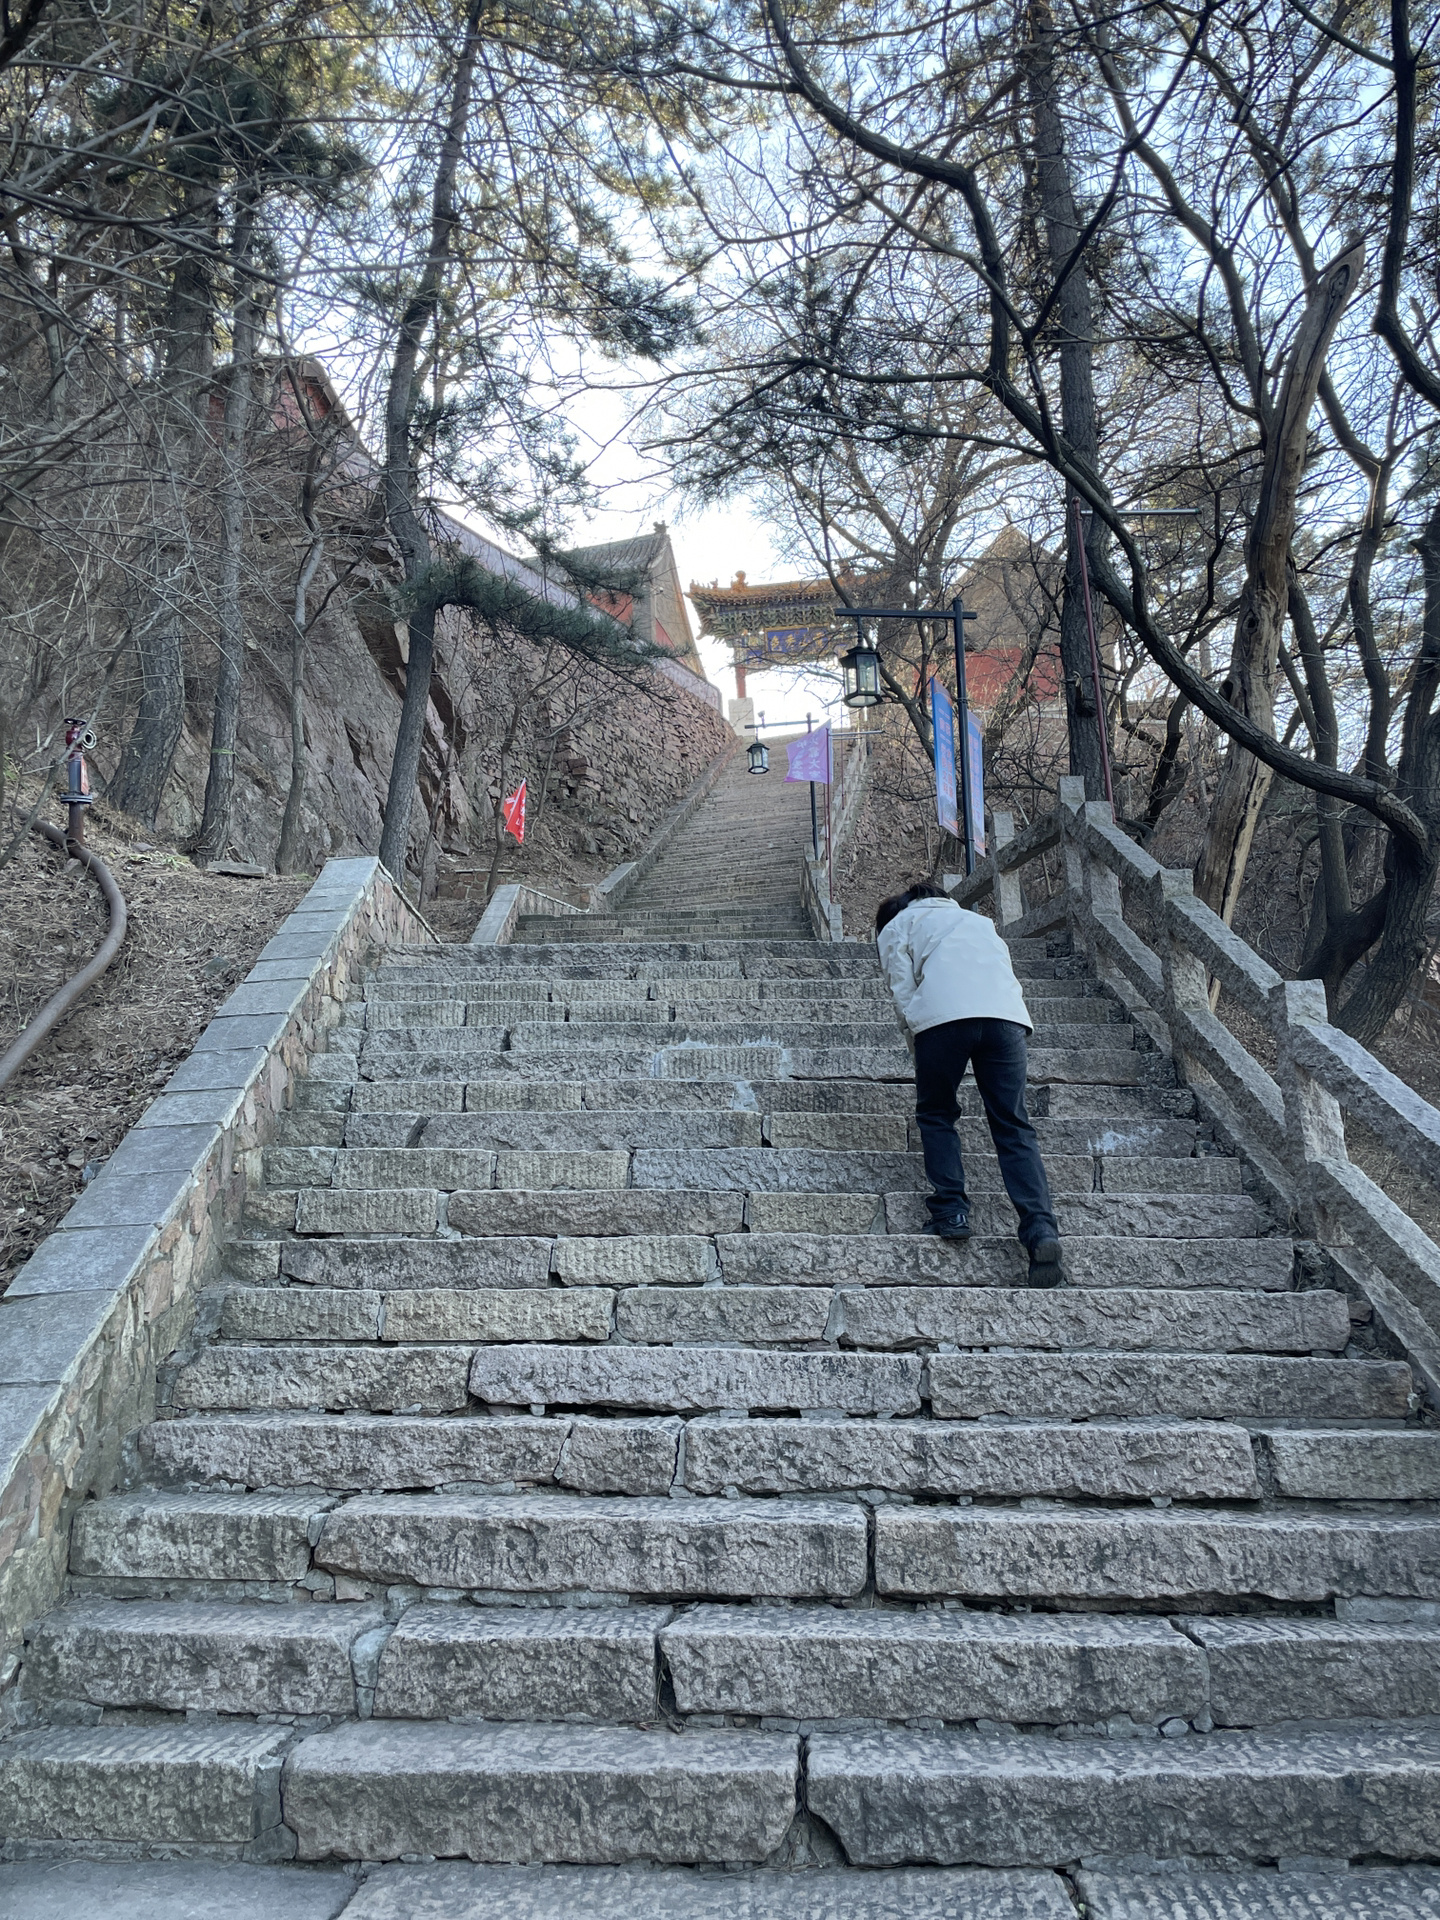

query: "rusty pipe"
xmin=0 ymin=822 xmax=128 ymax=1094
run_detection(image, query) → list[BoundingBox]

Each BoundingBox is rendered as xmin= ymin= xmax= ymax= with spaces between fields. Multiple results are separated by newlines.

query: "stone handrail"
xmin=801 ymin=731 xmax=873 ymax=942
xmin=950 ymin=775 xmax=1440 ymax=1401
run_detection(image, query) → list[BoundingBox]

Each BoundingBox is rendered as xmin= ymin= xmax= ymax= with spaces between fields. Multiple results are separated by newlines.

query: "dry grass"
xmin=1 ymin=799 xmax=311 ymax=1290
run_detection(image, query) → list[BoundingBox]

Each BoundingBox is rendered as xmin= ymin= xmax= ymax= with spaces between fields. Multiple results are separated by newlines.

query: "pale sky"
xmin=557 ymin=373 xmax=854 ymax=730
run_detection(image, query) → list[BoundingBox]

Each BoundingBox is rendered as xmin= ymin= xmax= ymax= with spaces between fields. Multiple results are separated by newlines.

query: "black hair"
xmin=875 ymin=879 xmax=947 ymax=937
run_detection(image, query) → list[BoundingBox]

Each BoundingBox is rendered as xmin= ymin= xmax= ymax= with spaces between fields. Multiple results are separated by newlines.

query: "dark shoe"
xmin=922 ymin=1215 xmax=971 ymax=1241
xmin=1027 ymin=1238 xmax=1065 ymax=1287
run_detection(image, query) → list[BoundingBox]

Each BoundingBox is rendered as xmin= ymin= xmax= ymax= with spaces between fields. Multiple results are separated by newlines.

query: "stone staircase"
xmin=6 ymin=770 xmax=1440 ymax=1915
xmin=515 ymin=745 xmax=816 ymax=943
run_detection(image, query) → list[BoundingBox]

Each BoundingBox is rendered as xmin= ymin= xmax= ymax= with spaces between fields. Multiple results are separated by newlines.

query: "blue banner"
xmin=931 ymin=678 xmax=958 ymax=835
xmin=966 ymin=712 xmax=986 ymax=856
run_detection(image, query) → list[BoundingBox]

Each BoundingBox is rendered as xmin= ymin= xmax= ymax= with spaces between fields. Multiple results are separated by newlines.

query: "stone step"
xmin=661 ymin=1605 xmax=1208 ymax=1726
xmin=367 ymin=1018 xmax=1131 ymax=1053
xmin=19 ymin=1598 xmax=382 ymax=1716
xmin=372 ymin=1602 xmax=670 ymax=1721
xmin=834 ymin=1285 xmax=1346 ymax=1352
xmin=282 ymin=1721 xmax=799 ymax=1864
xmin=144 ymin=1411 xmax=680 ymax=1494
xmin=70 ymin=1489 xmax=871 ymax=1600
xmin=882 ymin=1192 xmax=1270 ymax=1238
xmin=1077 ymin=1868 xmax=1440 ymax=1920
xmin=277 ymin=1237 xmax=555 ymax=1289
xmin=173 ymin=1344 xmax=477 ymax=1413
xmin=446 ymin=1189 xmax=751 ymax=1238
xmin=350 ymin=1041 xmax=1145 ymax=1090
xmin=1261 ymin=1429 xmax=1440 ymax=1499
xmin=0 ymin=1722 xmax=292 ymax=1852
xmin=70 ymin=1490 xmax=329 ymax=1588
xmin=206 ymin=1273 xmax=1343 ymax=1358
xmin=311 ymin=1096 xmax=1197 ymax=1160
xmin=925 ymin=1352 xmax=1411 ymax=1421
xmin=872 ymin=1505 xmax=1440 ymax=1603
xmin=218 ymin=1284 xmax=615 ymax=1346
xmin=335 ymin=1863 xmax=1078 ymax=1918
xmin=314 ymin=1493 xmax=867 ymax=1598
xmin=804 ymin=1723 xmax=1440 ymax=1868
xmin=383 ymin=942 xmax=880 ymax=973
xmin=467 ymin=1343 xmax=922 ymax=1415
xmin=267 ymin=1141 xmax=1109 ymax=1198
xmin=680 ymin=1415 xmax=1258 ymax=1500
xmin=716 ymin=1231 xmax=1293 ymax=1288
xmin=514 ymin=920 xmax=813 ymax=943
xmin=1182 ymin=1615 xmax=1440 ymax=1726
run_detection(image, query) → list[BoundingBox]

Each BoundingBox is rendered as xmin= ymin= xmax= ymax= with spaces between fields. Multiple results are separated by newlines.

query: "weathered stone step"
xmin=334 ymin=1862 xmax=1077 ymax=1919
xmin=583 ymin=1281 xmax=1331 ymax=1351
xmin=0 ymin=1722 xmax=292 ymax=1852
xmin=1261 ymin=1429 xmax=1440 ymax=1499
xmin=145 ymin=1411 xmax=680 ymax=1494
xmin=835 ymin=1285 xmax=1346 ymax=1352
xmin=661 ymin=1605 xmax=1206 ymax=1726
xmin=277 ymin=1236 xmax=555 ymax=1289
xmin=315 ymin=1493 xmax=868 ymax=1597
xmin=218 ymin=1284 xmax=615 ymax=1346
xmin=804 ymin=1723 xmax=1440 ymax=1868
xmin=514 ymin=919 xmax=812 ymax=943
xmin=352 ymin=1041 xmax=1145 ymax=1091
xmin=883 ymin=1191 xmax=1270 ymax=1238
xmin=1182 ymin=1615 xmax=1440 ymax=1726
xmin=20 ymin=1598 xmax=383 ymax=1716
xmin=872 ymin=1505 xmax=1440 ymax=1603
xmin=467 ymin=1343 xmax=923 ymax=1415
xmin=174 ymin=1343 xmax=477 ymax=1413
xmin=356 ymin=1042 xmax=910 ymax=1083
xmin=69 ymin=1489 xmax=869 ymax=1599
xmin=284 ymin=1720 xmax=799 ymax=1864
xmin=372 ymin=1602 xmax=669 ymax=1721
xmin=384 ymin=941 xmax=879 ymax=974
xmin=70 ymin=1490 xmax=329 ymax=1588
xmin=267 ymin=1141 xmax=1108 ymax=1199
xmin=925 ymin=1353 xmax=1410 ymax=1421
xmin=1077 ymin=1867 xmax=1440 ymax=1920
xmin=682 ymin=1415 xmax=1258 ymax=1500
xmin=716 ymin=1231 xmax=1293 ymax=1289
xmin=436 ymin=1018 xmax=1133 ymax=1052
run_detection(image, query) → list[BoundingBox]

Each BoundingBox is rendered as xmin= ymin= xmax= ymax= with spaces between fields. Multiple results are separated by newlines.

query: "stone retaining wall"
xmin=0 ymin=858 xmax=431 ymax=1660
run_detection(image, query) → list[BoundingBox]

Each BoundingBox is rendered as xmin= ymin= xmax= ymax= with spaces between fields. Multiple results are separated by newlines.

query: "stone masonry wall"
xmin=0 ymin=859 xmax=431 ymax=1664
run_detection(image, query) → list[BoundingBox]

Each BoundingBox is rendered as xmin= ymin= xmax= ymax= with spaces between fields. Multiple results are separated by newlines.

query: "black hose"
xmin=0 ymin=823 xmax=128 ymax=1093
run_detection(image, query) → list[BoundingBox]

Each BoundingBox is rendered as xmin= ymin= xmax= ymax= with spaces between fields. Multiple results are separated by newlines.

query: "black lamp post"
xmin=746 ymin=738 xmax=770 ymax=775
xmin=839 ymin=636 xmax=884 ymax=708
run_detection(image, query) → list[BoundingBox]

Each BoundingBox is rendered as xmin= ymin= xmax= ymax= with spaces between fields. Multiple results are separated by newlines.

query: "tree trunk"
xmin=195 ymin=191 xmax=260 ymax=864
xmin=276 ymin=515 xmax=325 ymax=875
xmin=109 ymin=192 xmax=216 ymax=823
xmin=107 ymin=574 xmax=187 ymax=824
xmin=1335 ymin=494 xmax=1440 ymax=1042
xmin=1195 ymin=241 xmax=1364 ymax=923
xmin=377 ymin=0 xmax=483 ymax=879
xmin=1025 ymin=1 xmax=1111 ymax=799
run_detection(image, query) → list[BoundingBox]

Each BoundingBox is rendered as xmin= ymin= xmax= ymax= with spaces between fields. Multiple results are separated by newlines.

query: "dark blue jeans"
xmin=913 ymin=1018 xmax=1060 ymax=1248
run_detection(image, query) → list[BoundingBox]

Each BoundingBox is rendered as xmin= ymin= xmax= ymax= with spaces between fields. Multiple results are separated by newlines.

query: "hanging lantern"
xmin=747 ymin=738 xmax=770 ymax=775
xmin=840 ymin=636 xmax=883 ymax=708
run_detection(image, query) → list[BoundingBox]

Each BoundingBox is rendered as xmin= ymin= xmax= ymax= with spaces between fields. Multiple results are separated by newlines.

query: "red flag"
xmin=501 ymin=779 xmax=527 ymax=844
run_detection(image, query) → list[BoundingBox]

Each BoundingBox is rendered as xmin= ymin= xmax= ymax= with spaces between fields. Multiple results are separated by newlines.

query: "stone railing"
xmin=802 ymin=731 xmax=873 ymax=942
xmin=951 ymin=775 xmax=1440 ymax=1402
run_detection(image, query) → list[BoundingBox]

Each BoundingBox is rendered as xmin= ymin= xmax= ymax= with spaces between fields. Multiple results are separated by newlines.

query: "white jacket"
xmin=878 ymin=897 xmax=1033 ymax=1036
